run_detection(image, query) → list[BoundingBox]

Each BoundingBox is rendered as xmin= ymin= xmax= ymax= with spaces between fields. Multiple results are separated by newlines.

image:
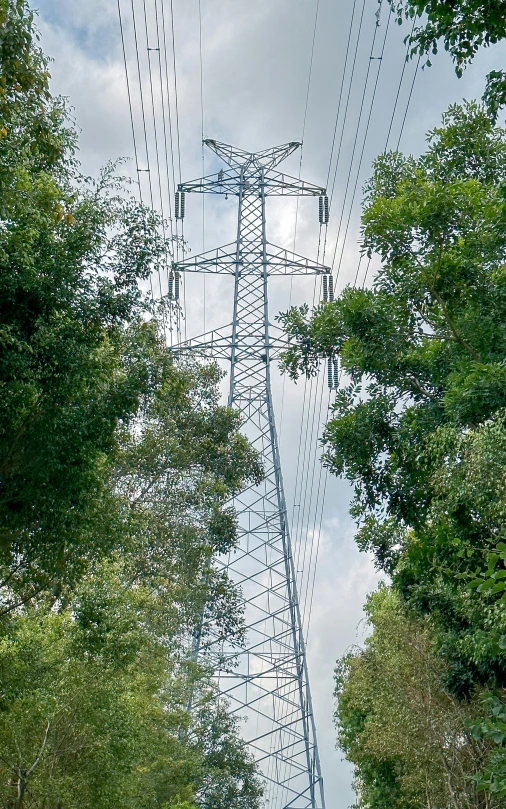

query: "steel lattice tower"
xmin=174 ymin=139 xmax=329 ymax=809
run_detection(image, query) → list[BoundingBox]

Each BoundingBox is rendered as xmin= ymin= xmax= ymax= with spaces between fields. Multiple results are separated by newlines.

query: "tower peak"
xmin=203 ymin=138 xmax=300 ymax=171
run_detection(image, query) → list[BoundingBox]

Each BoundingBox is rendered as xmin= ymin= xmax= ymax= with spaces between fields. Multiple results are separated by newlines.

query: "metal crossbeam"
xmin=173 ymin=242 xmax=328 ymax=276
xmin=175 ymin=140 xmax=328 ymax=809
xmin=179 ymin=167 xmax=326 ymax=197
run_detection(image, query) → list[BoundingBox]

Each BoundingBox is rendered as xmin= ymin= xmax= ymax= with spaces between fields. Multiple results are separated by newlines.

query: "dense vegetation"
xmin=0 ymin=2 xmax=263 ymax=807
xmin=280 ymin=87 xmax=506 ymax=809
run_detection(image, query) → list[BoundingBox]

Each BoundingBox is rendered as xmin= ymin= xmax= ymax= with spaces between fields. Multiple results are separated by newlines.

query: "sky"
xmin=34 ymin=1 xmax=506 ymax=806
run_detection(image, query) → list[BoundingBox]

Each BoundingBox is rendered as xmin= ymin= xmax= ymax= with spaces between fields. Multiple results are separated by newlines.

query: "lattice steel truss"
xmin=174 ymin=139 xmax=329 ymax=809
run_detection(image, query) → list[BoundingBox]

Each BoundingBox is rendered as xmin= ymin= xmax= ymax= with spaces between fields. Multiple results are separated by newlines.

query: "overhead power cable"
xmin=301 ymin=5 xmax=423 ymax=634
xmin=115 ymin=0 xmax=422 ymax=655
xmin=396 ymin=53 xmax=421 ymax=150
xmin=325 ymin=0 xmax=368 ymax=225
xmin=293 ymin=1 xmax=385 ymax=623
xmin=330 ymin=0 xmax=388 ymax=277
xmin=325 ymin=0 xmax=359 ymax=190
xmin=276 ymin=4 xmax=323 ymax=797
xmin=198 ymin=0 xmax=206 ymax=333
xmin=292 ymin=0 xmax=373 ymax=626
xmin=142 ymin=0 xmax=166 ymax=304
xmin=334 ymin=8 xmax=392 ymax=282
xmin=279 ymin=0 xmax=322 ymax=437
xmin=117 ymin=0 xmax=142 ymax=202
xmin=169 ymin=0 xmax=182 ymax=185
xmin=159 ymin=0 xmax=178 ymax=217
xmin=358 ymin=52 xmax=421 ymax=289
xmin=384 ymin=15 xmax=417 ymax=151
xmin=129 ymin=0 xmax=154 ymax=208
xmin=165 ymin=0 xmax=186 ymax=337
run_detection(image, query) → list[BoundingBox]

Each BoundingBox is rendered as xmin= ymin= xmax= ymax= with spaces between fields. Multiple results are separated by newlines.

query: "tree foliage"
xmin=389 ymin=0 xmax=506 ymax=73
xmin=387 ymin=0 xmax=506 ymax=119
xmin=335 ymin=589 xmax=498 ymax=809
xmin=0 ymin=3 xmax=263 ymax=807
xmin=0 ymin=0 xmax=261 ymax=614
xmin=0 ymin=569 xmax=263 ymax=809
xmin=280 ymin=102 xmax=506 ymax=804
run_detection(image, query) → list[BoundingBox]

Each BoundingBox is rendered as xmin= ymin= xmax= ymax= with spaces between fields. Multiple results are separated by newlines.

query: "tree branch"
xmin=406 ymin=375 xmax=438 ymax=400
xmin=430 ymin=286 xmax=480 ymax=361
xmin=0 ymin=577 xmax=56 ymax=617
xmin=429 ymin=240 xmax=479 ymax=360
xmin=26 ymin=720 xmax=51 ymax=778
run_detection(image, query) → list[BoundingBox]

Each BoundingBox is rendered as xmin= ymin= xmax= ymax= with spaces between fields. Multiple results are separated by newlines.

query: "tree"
xmin=0 ymin=0 xmax=166 ymax=601
xmin=0 ymin=0 xmax=261 ymax=615
xmin=0 ymin=3 xmax=264 ymax=806
xmin=280 ymin=101 xmax=506 ymax=798
xmin=281 ymin=102 xmax=506 ymax=572
xmin=335 ymin=588 xmax=497 ymax=809
xmin=0 ymin=571 xmax=263 ymax=809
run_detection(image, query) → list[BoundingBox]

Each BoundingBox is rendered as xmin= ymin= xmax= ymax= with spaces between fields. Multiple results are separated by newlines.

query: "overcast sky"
xmin=35 ymin=1 xmax=506 ymax=806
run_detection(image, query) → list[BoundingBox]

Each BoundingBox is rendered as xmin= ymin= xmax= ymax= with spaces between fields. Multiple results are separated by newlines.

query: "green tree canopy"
xmin=281 ymin=101 xmax=506 ymax=799
xmin=0 ymin=567 xmax=263 ymax=809
xmin=0 ymin=0 xmax=261 ymax=617
xmin=0 ymin=3 xmax=264 ymax=807
xmin=389 ymin=0 xmax=506 ymax=73
xmin=335 ymin=588 xmax=496 ymax=809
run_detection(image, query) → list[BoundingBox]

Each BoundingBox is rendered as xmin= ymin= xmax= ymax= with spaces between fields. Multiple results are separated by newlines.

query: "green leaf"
xmin=468 ymin=578 xmax=483 ymax=589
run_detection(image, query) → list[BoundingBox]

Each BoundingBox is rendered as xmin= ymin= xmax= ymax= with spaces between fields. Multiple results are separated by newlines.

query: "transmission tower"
xmin=174 ymin=139 xmax=331 ymax=809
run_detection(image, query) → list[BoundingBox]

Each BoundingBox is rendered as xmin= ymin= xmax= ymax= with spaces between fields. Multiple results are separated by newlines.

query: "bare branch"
xmin=26 ymin=720 xmax=51 ymax=778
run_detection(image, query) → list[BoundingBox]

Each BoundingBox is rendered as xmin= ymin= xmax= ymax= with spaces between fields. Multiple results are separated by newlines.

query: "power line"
xmin=151 ymin=0 xmax=174 ymax=231
xmin=354 ymin=18 xmax=417 ymax=289
xmin=155 ymin=0 xmax=185 ymax=337
xmin=198 ymin=0 xmax=206 ymax=333
xmin=129 ymin=0 xmax=154 ymax=208
xmin=115 ymin=0 xmax=423 ymax=701
xmin=330 ymin=0 xmax=385 ymax=275
xmin=168 ymin=0 xmax=182 ymax=185
xmin=274 ymin=7 xmax=323 ymax=793
xmin=397 ymin=53 xmax=421 ymax=150
xmin=279 ymin=0 xmax=322 ymax=440
xmin=303 ymin=6 xmax=422 ymax=636
xmin=301 ymin=386 xmax=331 ymax=631
xmin=358 ymin=51 xmax=421 ymax=289
xmin=142 ymin=0 xmax=166 ymax=305
xmin=334 ymin=8 xmax=392 ymax=282
xmin=325 ymin=0 xmax=361 ymax=191
xmin=326 ymin=0 xmax=368 ymax=217
xmin=158 ymin=0 xmax=183 ymax=341
xmin=384 ymin=15 xmax=417 ymax=151
xmin=292 ymin=1 xmax=383 ymax=625
xmin=159 ymin=0 xmax=178 ymax=214
xmin=117 ymin=0 xmax=142 ymax=202
xmin=291 ymin=0 xmax=376 ymax=646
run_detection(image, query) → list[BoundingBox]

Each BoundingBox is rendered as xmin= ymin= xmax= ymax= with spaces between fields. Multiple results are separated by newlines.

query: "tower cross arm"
xmin=263 ymin=170 xmax=326 ymax=197
xmin=178 ymin=168 xmax=242 ymax=195
xmin=204 ymin=138 xmax=301 ymax=170
xmin=178 ymin=169 xmax=326 ymax=198
xmin=173 ymin=242 xmax=330 ymax=276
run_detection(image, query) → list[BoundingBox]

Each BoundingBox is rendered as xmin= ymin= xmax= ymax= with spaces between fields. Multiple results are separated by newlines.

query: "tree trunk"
xmin=14 ymin=770 xmax=26 ymax=809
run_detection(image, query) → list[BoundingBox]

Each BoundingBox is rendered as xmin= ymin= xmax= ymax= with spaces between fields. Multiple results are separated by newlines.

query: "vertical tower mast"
xmin=174 ymin=140 xmax=329 ymax=809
